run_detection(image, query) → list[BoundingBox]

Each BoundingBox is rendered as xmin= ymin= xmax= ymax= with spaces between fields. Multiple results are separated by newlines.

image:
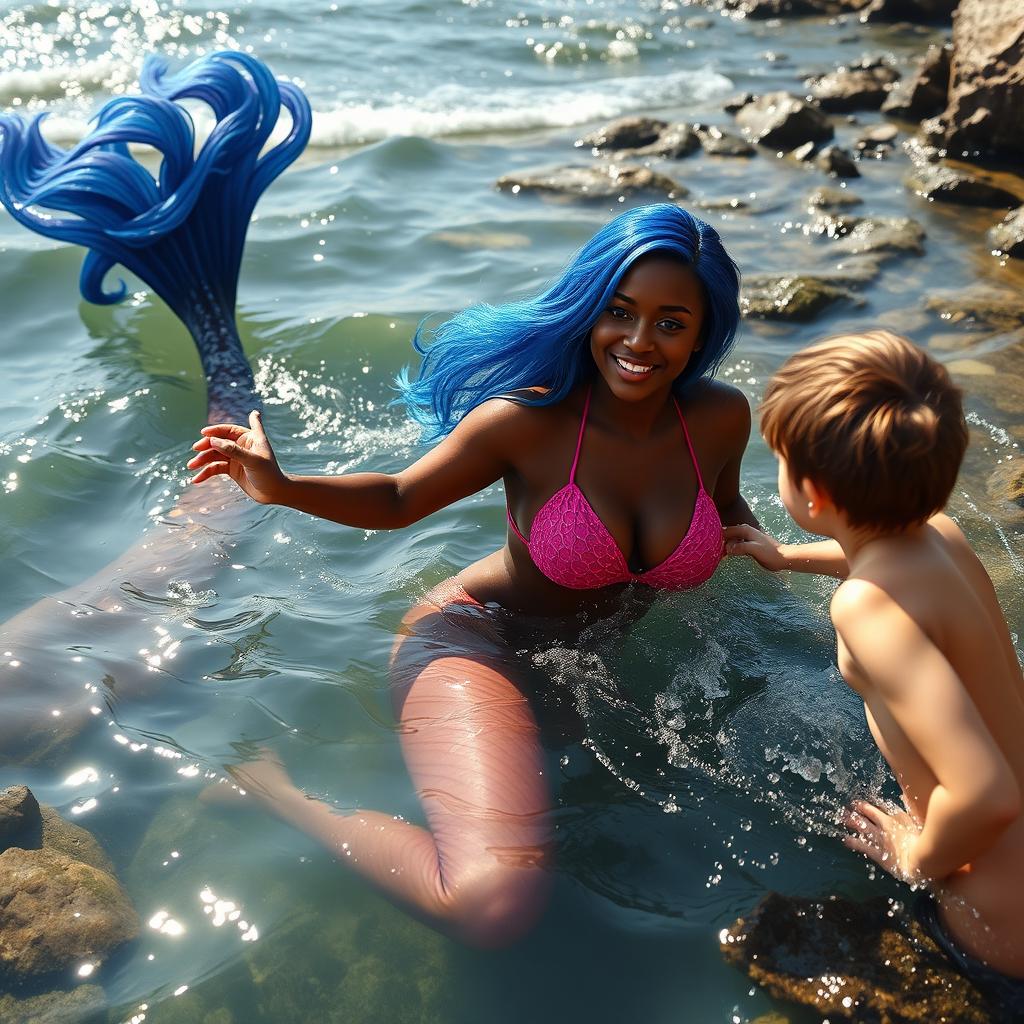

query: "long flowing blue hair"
xmin=396 ymin=204 xmax=741 ymax=443
xmin=0 ymin=51 xmax=311 ymax=422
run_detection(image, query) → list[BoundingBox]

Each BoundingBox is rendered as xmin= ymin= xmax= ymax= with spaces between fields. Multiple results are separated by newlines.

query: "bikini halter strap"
xmin=568 ymin=383 xmax=593 ymax=484
xmin=673 ymin=397 xmax=705 ymax=491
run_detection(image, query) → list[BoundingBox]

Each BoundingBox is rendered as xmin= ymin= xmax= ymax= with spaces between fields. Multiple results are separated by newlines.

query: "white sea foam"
xmin=308 ymin=68 xmax=732 ymax=146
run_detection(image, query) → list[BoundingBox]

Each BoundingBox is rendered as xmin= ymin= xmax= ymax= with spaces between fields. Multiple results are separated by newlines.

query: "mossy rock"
xmin=742 ymin=275 xmax=857 ymax=321
xmin=721 ymin=892 xmax=993 ymax=1023
xmin=0 ymin=983 xmax=105 ymax=1024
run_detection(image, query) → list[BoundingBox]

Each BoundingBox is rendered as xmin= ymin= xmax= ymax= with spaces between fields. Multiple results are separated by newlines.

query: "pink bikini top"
xmin=507 ymin=385 xmax=724 ymax=591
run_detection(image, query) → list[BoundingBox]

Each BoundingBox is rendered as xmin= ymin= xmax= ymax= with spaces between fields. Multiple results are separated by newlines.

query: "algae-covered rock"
xmin=742 ymin=276 xmax=857 ymax=321
xmin=0 ymin=785 xmax=114 ymax=875
xmin=0 ymin=984 xmax=105 ymax=1024
xmin=0 ymin=786 xmax=41 ymax=846
xmin=0 ymin=847 xmax=139 ymax=976
xmin=721 ymin=892 xmax=993 ymax=1023
xmin=497 ymin=164 xmax=685 ymax=200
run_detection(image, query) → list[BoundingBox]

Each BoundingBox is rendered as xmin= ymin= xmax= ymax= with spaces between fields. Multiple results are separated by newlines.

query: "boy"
xmin=725 ymin=330 xmax=1024 ymax=1013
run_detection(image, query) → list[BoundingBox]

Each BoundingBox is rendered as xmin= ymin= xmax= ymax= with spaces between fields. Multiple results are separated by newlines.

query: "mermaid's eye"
xmin=658 ymin=318 xmax=685 ymax=332
xmin=608 ymin=306 xmax=632 ymax=320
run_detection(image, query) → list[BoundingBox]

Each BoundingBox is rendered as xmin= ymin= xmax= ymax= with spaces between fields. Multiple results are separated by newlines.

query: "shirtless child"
xmin=725 ymin=331 xmax=1024 ymax=1013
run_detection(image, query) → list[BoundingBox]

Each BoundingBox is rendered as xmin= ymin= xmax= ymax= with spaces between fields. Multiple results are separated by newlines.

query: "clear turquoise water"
xmin=2 ymin=2 xmax=1024 ymax=1021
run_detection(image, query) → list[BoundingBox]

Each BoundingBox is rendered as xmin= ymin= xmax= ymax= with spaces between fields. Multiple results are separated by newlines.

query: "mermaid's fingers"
xmin=190 ymin=461 xmax=230 ymax=484
xmin=200 ymin=423 xmax=249 ymax=439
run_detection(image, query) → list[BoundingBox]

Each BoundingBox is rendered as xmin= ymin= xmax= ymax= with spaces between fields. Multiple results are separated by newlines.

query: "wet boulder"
xmin=937 ymin=0 xmax=1024 ymax=161
xmin=497 ymin=165 xmax=685 ymax=200
xmin=576 ymin=116 xmax=669 ymax=153
xmin=816 ymin=145 xmax=860 ymax=178
xmin=630 ymin=123 xmax=702 ymax=159
xmin=882 ymin=43 xmax=952 ymax=121
xmin=834 ymin=216 xmax=925 ymax=258
xmin=905 ymin=163 xmax=1019 ymax=208
xmin=924 ymin=289 xmax=1024 ymax=334
xmin=723 ymin=92 xmax=756 ymax=114
xmin=694 ymin=124 xmax=756 ymax=156
xmin=856 ymin=124 xmax=899 ymax=154
xmin=989 ymin=207 xmax=1024 ymax=259
xmin=721 ymin=892 xmax=992 ymax=1023
xmin=722 ymin=0 xmax=825 ymax=17
xmin=0 ymin=847 xmax=139 ymax=977
xmin=742 ymin=275 xmax=858 ymax=321
xmin=806 ymin=186 xmax=863 ymax=210
xmin=734 ymin=92 xmax=834 ymax=151
xmin=806 ymin=59 xmax=901 ymax=112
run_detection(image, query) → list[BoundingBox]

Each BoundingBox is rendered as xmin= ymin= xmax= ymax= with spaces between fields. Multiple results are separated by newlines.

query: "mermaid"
xmin=2 ymin=52 xmax=757 ymax=947
xmin=0 ymin=52 xmax=310 ymax=759
xmin=188 ymin=204 xmax=759 ymax=945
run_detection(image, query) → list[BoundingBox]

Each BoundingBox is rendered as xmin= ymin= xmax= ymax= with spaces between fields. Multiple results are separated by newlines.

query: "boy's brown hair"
xmin=760 ymin=330 xmax=968 ymax=530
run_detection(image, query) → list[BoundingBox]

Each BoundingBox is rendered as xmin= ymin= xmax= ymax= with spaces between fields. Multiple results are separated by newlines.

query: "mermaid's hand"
xmin=187 ymin=410 xmax=288 ymax=504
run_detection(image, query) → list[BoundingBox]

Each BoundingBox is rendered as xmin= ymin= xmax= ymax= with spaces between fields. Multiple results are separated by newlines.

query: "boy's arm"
xmin=833 ymin=580 xmax=1021 ymax=882
xmin=724 ymin=525 xmax=848 ymax=578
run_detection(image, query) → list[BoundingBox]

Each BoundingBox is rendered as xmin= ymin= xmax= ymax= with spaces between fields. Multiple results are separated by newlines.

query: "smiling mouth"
xmin=613 ymin=354 xmax=657 ymax=377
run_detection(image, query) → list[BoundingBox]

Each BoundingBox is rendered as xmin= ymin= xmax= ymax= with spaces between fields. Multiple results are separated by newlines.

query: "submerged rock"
xmin=834 ymin=216 xmax=926 ymax=257
xmin=906 ymin=163 xmax=1019 ymax=207
xmin=0 ymin=847 xmax=138 ymax=976
xmin=924 ymin=289 xmax=1024 ymax=333
xmin=742 ymin=275 xmax=858 ymax=320
xmin=816 ymin=145 xmax=860 ymax=178
xmin=807 ymin=59 xmax=901 ymax=112
xmin=721 ymin=892 xmax=993 ymax=1023
xmin=694 ymin=124 xmax=755 ymax=157
xmin=0 ymin=985 xmax=105 ymax=1024
xmin=937 ymin=0 xmax=1024 ymax=162
xmin=0 ymin=785 xmax=112 ymax=875
xmin=497 ymin=165 xmax=685 ymax=200
xmin=989 ymin=207 xmax=1024 ymax=259
xmin=0 ymin=786 xmax=40 ymax=845
xmin=576 ymin=116 xmax=668 ymax=152
xmin=807 ymin=185 xmax=863 ymax=209
xmin=882 ymin=42 xmax=952 ymax=121
xmin=856 ymin=123 xmax=899 ymax=153
xmin=734 ymin=92 xmax=834 ymax=151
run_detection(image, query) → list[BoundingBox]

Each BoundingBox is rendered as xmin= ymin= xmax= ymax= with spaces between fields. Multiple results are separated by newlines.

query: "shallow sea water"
xmin=2 ymin=1 xmax=1024 ymax=1021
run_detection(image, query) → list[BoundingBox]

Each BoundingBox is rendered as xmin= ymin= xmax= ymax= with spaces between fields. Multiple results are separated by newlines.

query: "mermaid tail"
xmin=0 ymin=51 xmax=312 ymax=422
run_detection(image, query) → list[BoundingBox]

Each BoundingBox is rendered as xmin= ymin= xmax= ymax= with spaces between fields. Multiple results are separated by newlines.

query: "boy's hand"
xmin=842 ymin=799 xmax=924 ymax=884
xmin=724 ymin=524 xmax=788 ymax=572
xmin=187 ymin=410 xmax=288 ymax=505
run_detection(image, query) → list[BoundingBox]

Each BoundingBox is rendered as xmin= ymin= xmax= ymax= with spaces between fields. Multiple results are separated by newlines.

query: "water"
xmin=1 ymin=1 xmax=1024 ymax=1021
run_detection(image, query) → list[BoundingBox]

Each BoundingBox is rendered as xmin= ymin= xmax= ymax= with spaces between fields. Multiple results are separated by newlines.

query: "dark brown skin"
xmin=188 ymin=257 xmax=757 ymax=618
xmin=186 ymin=256 xmax=757 ymax=946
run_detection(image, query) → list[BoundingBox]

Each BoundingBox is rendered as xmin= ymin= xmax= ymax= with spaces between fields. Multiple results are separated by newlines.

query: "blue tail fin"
xmin=0 ymin=51 xmax=312 ymax=422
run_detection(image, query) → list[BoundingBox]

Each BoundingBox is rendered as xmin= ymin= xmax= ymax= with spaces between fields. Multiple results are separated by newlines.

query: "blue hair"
xmin=0 ymin=51 xmax=311 ymax=422
xmin=396 ymin=204 xmax=740 ymax=443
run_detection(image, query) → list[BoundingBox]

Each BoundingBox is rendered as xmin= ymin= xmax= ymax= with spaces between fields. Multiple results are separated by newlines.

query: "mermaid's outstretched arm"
xmin=0 ymin=50 xmax=311 ymax=422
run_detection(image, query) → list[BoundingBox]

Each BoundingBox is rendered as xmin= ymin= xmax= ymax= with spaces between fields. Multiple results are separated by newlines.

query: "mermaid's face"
xmin=589 ymin=255 xmax=706 ymax=402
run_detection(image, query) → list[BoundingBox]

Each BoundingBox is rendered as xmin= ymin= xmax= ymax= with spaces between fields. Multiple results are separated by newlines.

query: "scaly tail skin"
xmin=0 ymin=51 xmax=312 ymax=422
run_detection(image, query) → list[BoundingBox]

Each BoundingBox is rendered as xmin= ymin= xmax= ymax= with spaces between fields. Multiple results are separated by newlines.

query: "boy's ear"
xmin=801 ymin=478 xmax=831 ymax=519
